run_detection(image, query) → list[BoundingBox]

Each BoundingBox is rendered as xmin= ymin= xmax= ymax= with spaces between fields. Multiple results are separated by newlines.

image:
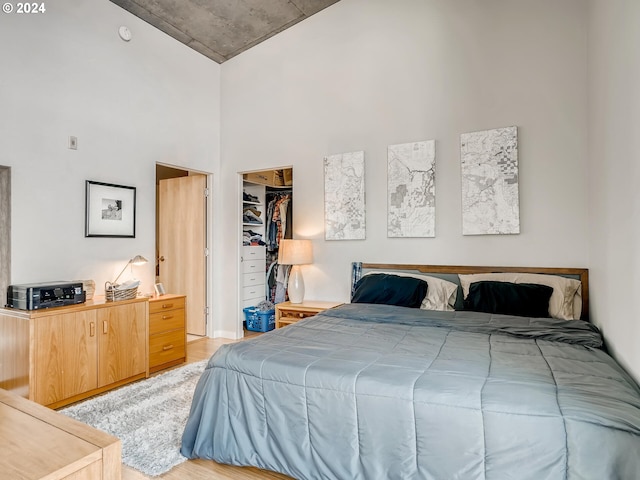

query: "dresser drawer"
xmin=279 ymin=308 xmax=317 ymax=320
xmin=149 ymin=296 xmax=185 ymax=315
xmin=243 ymin=259 xmax=264 ymax=274
xmin=243 ymin=297 xmax=263 ymax=308
xmin=149 ymin=329 xmax=185 ymax=367
xmin=243 ymin=284 xmax=265 ymax=301
xmin=149 ymin=309 xmax=185 ymax=336
xmin=243 ymin=246 xmax=266 ymax=261
xmin=243 ymin=272 xmax=264 ymax=287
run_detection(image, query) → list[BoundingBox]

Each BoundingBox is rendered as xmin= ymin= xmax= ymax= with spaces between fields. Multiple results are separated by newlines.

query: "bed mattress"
xmin=181 ymin=304 xmax=640 ymax=479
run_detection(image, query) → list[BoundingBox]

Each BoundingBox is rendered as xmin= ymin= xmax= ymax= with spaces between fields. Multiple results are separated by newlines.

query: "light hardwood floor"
xmin=122 ymin=334 xmax=294 ymax=480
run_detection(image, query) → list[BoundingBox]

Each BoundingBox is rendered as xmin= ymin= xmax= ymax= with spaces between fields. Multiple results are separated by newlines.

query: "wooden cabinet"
xmin=148 ymin=294 xmax=186 ymax=374
xmin=0 ymin=297 xmax=148 ymax=409
xmin=97 ymin=302 xmax=147 ymax=388
xmin=32 ymin=310 xmax=98 ymax=406
xmin=275 ymin=300 xmax=343 ymax=328
xmin=0 ymin=388 xmax=121 ymax=479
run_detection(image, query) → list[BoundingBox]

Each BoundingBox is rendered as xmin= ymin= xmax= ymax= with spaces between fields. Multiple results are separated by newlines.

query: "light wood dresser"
xmin=148 ymin=294 xmax=187 ymax=374
xmin=0 ymin=296 xmax=148 ymax=409
xmin=0 ymin=388 xmax=121 ymax=479
xmin=275 ymin=300 xmax=343 ymax=328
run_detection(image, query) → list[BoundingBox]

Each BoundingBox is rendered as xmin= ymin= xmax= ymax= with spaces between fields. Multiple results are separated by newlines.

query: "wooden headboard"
xmin=358 ymin=263 xmax=590 ymax=321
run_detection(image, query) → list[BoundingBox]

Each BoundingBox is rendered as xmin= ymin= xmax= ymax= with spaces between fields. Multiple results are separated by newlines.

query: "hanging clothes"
xmin=274 ymin=264 xmax=290 ymax=304
xmin=265 ymin=260 xmax=291 ymax=303
xmin=264 ymin=189 xmax=292 ymax=302
xmin=265 ymin=192 xmax=291 ymax=251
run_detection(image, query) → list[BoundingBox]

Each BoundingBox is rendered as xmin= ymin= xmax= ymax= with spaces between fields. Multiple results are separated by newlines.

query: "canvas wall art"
xmin=323 ymin=151 xmax=365 ymax=240
xmin=460 ymin=126 xmax=520 ymax=235
xmin=387 ymin=140 xmax=436 ymax=237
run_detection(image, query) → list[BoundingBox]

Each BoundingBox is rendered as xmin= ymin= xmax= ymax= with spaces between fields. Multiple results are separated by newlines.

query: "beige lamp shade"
xmin=131 ymin=255 xmax=148 ymax=266
xmin=279 ymin=240 xmax=312 ymax=304
xmin=279 ymin=239 xmax=313 ymax=265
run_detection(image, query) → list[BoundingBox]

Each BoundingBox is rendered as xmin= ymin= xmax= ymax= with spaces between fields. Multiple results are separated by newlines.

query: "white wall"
xmin=0 ymin=0 xmax=220 ymax=323
xmin=220 ymin=0 xmax=589 ymax=335
xmin=588 ymin=0 xmax=640 ymax=382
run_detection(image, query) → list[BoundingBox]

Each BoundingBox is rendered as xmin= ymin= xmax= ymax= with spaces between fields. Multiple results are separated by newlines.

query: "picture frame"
xmin=154 ymin=283 xmax=166 ymax=296
xmin=85 ymin=180 xmax=136 ymax=238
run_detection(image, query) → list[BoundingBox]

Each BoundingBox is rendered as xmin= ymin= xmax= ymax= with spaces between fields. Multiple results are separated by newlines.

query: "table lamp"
xmin=113 ymin=254 xmax=148 ymax=284
xmin=278 ymin=239 xmax=313 ymax=304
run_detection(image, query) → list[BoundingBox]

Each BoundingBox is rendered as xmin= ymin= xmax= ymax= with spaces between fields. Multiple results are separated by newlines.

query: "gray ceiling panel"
xmin=109 ymin=0 xmax=341 ymax=63
xmin=290 ymin=0 xmax=339 ymax=16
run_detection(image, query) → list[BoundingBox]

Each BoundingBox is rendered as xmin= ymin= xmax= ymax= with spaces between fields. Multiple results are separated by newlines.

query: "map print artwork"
xmin=324 ymin=151 xmax=366 ymax=240
xmin=461 ymin=126 xmax=520 ymax=235
xmin=387 ymin=140 xmax=436 ymax=237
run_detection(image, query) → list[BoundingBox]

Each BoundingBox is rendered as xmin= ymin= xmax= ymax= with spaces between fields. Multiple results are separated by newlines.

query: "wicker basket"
xmin=105 ymin=281 xmax=138 ymax=301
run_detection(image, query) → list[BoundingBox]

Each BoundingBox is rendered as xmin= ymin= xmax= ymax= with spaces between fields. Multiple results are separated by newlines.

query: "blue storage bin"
xmin=243 ymin=306 xmax=275 ymax=332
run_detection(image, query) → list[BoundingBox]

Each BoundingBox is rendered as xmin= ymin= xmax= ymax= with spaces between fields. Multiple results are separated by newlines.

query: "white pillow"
xmin=364 ymin=271 xmax=458 ymax=311
xmin=458 ymin=273 xmax=581 ymax=320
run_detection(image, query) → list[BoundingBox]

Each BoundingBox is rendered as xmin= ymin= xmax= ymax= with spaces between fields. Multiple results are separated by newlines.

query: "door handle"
xmin=159 ymin=256 xmax=165 ymax=262
xmin=90 ymin=322 xmax=95 ymax=337
xmin=103 ymin=320 xmax=108 ymax=334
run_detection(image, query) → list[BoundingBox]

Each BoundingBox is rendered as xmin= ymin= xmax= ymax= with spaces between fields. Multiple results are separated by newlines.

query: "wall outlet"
xmin=69 ymin=136 xmax=78 ymax=150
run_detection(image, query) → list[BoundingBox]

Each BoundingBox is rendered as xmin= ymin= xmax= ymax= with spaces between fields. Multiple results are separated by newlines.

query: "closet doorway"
xmin=239 ymin=167 xmax=292 ymax=333
xmin=157 ymin=164 xmax=209 ymax=337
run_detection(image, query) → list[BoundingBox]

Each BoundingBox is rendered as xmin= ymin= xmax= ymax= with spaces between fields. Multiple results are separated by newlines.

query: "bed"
xmin=181 ymin=263 xmax=640 ymax=479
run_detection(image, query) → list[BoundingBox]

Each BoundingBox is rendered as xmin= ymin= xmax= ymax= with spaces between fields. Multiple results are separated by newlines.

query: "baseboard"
xmin=212 ymin=329 xmax=241 ymax=340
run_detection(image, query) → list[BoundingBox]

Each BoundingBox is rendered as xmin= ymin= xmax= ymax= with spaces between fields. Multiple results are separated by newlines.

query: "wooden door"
xmin=33 ymin=311 xmax=98 ymax=405
xmin=97 ymin=302 xmax=146 ymax=388
xmin=158 ymin=175 xmax=207 ymax=335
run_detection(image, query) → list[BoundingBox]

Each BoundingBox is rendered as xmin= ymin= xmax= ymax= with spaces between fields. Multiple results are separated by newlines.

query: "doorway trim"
xmin=156 ymin=162 xmax=213 ymax=337
xmin=236 ymin=165 xmax=293 ymax=340
xmin=0 ymin=166 xmax=10 ymax=300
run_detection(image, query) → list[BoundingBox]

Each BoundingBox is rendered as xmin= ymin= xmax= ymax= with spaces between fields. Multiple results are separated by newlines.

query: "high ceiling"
xmin=109 ymin=0 xmax=341 ymax=63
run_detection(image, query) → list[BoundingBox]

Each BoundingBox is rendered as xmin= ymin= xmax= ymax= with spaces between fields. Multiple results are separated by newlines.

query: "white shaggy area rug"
xmin=60 ymin=360 xmax=207 ymax=477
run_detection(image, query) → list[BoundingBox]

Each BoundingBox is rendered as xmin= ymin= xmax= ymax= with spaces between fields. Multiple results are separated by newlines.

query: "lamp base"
xmin=287 ymin=265 xmax=305 ymax=304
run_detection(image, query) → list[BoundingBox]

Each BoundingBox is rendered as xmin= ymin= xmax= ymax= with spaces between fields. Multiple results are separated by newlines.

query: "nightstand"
xmin=148 ymin=294 xmax=186 ymax=373
xmin=275 ymin=300 xmax=343 ymax=328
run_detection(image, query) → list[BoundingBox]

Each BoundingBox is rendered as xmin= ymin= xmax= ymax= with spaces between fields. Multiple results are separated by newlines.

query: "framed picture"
xmin=154 ymin=283 xmax=166 ymax=296
xmin=85 ymin=180 xmax=136 ymax=238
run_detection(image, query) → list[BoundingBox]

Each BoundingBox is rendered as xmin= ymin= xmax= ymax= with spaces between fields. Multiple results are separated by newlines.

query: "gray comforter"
xmin=181 ymin=304 xmax=640 ymax=479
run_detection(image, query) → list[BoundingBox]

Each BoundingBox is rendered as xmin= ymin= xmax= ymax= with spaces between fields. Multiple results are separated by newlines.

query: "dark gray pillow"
xmin=464 ymin=281 xmax=553 ymax=318
xmin=351 ymin=274 xmax=428 ymax=308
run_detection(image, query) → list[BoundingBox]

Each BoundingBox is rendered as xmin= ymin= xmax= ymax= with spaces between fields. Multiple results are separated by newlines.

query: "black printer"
xmin=7 ymin=281 xmax=86 ymax=310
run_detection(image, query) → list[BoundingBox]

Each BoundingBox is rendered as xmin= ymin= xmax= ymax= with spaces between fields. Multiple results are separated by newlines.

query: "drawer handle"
xmin=162 ymin=344 xmax=174 ymax=351
xmin=162 ymin=303 xmax=174 ymax=309
xmin=162 ymin=315 xmax=174 ymax=320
